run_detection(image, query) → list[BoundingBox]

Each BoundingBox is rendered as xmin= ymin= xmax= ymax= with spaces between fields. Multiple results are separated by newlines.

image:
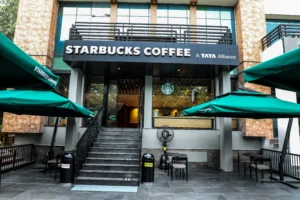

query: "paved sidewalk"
xmin=1 ymin=165 xmax=300 ymax=200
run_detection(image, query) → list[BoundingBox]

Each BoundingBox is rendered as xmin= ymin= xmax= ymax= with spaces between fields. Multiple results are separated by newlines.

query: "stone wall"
xmin=2 ymin=113 xmax=44 ymax=133
xmin=235 ymin=0 xmax=273 ymax=139
xmin=2 ymin=0 xmax=59 ymax=133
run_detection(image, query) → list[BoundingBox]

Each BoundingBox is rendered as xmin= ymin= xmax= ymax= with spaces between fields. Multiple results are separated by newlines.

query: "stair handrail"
xmin=75 ymin=107 xmax=103 ymax=176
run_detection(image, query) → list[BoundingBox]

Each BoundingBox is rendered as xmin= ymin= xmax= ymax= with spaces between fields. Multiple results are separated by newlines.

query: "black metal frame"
xmin=69 ymin=22 xmax=234 ymax=45
xmin=75 ymin=107 xmax=103 ymax=176
xmin=262 ymin=24 xmax=300 ymax=50
xmin=261 ymin=118 xmax=300 ymax=188
xmin=0 ymin=144 xmax=35 ymax=173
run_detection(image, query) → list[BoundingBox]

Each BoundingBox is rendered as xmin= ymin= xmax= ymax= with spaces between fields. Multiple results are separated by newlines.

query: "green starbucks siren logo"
xmin=161 ymin=82 xmax=174 ymax=95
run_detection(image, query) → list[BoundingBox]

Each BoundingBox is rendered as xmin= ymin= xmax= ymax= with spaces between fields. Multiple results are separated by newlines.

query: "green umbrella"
xmin=243 ymin=47 xmax=300 ymax=92
xmin=0 ymin=33 xmax=60 ymax=90
xmin=183 ymin=90 xmax=300 ymax=118
xmin=0 ymin=90 xmax=94 ymax=118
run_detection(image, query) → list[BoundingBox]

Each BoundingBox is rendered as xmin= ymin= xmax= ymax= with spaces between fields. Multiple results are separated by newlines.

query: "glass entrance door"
xmin=105 ymin=78 xmax=144 ymax=128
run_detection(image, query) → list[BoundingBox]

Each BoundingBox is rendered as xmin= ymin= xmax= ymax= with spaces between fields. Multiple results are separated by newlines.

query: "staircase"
xmin=76 ymin=128 xmax=141 ymax=186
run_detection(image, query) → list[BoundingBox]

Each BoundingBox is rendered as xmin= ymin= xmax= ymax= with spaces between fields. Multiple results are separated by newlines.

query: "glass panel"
xmin=82 ymin=76 xmax=104 ymax=127
xmin=107 ymin=80 xmax=118 ymax=127
xmin=220 ymin=7 xmax=234 ymax=20
xmin=168 ymin=5 xmax=187 ymax=18
xmin=266 ymin=22 xmax=277 ymax=33
xmin=92 ymin=8 xmax=111 ymax=16
xmin=169 ymin=18 xmax=188 ymax=25
xmin=157 ymin=17 xmax=168 ymax=24
xmin=118 ymin=3 xmax=130 ymax=16
xmin=130 ymin=4 xmax=149 ymax=16
xmin=221 ymin=19 xmax=233 ymax=30
xmin=196 ymin=5 xmax=206 ymax=18
xmin=207 ymin=19 xmax=221 ymax=26
xmin=117 ymin=16 xmax=130 ymax=23
xmin=130 ymin=17 xmax=149 ymax=24
xmin=76 ymin=15 xmax=91 ymax=22
xmin=152 ymin=77 xmax=214 ymax=129
xmin=63 ymin=7 xmax=77 ymax=15
xmin=197 ymin=19 xmax=206 ymax=25
xmin=77 ymin=6 xmax=91 ymax=15
xmin=91 ymin=17 xmax=110 ymax=23
xmin=157 ymin=4 xmax=168 ymax=17
xmin=60 ymin=15 xmax=76 ymax=41
xmin=206 ymin=6 xmax=220 ymax=19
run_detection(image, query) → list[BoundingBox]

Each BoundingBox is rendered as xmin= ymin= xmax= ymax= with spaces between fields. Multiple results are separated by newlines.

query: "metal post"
xmin=50 ymin=117 xmax=59 ymax=152
xmin=279 ymin=118 xmax=293 ymax=181
xmin=12 ymin=150 xmax=16 ymax=170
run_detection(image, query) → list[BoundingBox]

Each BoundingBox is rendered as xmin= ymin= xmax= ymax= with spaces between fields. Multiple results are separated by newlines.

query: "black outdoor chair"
xmin=250 ymin=157 xmax=273 ymax=182
xmin=170 ymin=156 xmax=188 ymax=181
xmin=44 ymin=151 xmax=62 ymax=178
xmin=238 ymin=152 xmax=251 ymax=175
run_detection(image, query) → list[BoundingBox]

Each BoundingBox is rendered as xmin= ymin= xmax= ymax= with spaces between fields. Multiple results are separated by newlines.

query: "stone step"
xmin=92 ymin=143 xmax=140 ymax=148
xmin=90 ymin=147 xmax=139 ymax=153
xmin=86 ymin=158 xmax=140 ymax=165
xmin=76 ymin=176 xmax=139 ymax=186
xmin=88 ymin=152 xmax=139 ymax=159
xmin=100 ymin=128 xmax=140 ymax=132
xmin=79 ymin=170 xmax=139 ymax=178
xmin=82 ymin=163 xmax=140 ymax=171
xmin=96 ymin=135 xmax=140 ymax=140
xmin=98 ymin=131 xmax=140 ymax=136
xmin=95 ymin=138 xmax=140 ymax=143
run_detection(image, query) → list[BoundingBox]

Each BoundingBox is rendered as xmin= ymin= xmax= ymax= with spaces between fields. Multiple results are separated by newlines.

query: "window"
xmin=196 ymin=6 xmax=236 ymax=43
xmin=54 ymin=2 xmax=111 ymax=57
xmin=266 ymin=19 xmax=300 ymax=33
xmin=157 ymin=4 xmax=190 ymax=25
xmin=83 ymin=76 xmax=104 ymax=127
xmin=152 ymin=77 xmax=214 ymax=129
xmin=117 ymin=3 xmax=150 ymax=24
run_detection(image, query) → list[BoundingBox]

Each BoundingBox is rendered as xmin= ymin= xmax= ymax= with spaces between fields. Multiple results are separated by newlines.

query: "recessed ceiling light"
xmin=178 ymin=69 xmax=180 ymax=72
xmin=118 ymin=68 xmax=121 ymax=70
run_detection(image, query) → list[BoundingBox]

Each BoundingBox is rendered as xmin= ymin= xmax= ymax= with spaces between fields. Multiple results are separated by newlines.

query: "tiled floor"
xmin=1 ymin=165 xmax=300 ymax=200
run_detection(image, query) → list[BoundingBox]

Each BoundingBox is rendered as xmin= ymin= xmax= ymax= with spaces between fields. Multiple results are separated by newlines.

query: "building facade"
xmin=2 ymin=0 xmax=300 ymax=171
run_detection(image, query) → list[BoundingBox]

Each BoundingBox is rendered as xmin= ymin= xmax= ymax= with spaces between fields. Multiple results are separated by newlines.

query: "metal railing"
xmin=69 ymin=22 xmax=234 ymax=45
xmin=262 ymin=148 xmax=300 ymax=180
xmin=0 ymin=144 xmax=35 ymax=173
xmin=262 ymin=24 xmax=300 ymax=50
xmin=75 ymin=107 xmax=103 ymax=176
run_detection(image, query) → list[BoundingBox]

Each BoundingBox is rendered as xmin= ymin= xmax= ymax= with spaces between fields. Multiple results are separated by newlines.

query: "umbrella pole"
xmin=279 ymin=117 xmax=293 ymax=181
xmin=50 ymin=117 xmax=59 ymax=152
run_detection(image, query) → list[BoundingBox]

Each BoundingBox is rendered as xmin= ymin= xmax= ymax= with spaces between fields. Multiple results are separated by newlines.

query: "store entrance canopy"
xmin=0 ymin=90 xmax=94 ymax=118
xmin=243 ymin=48 xmax=300 ymax=93
xmin=183 ymin=90 xmax=300 ymax=118
xmin=0 ymin=33 xmax=59 ymax=90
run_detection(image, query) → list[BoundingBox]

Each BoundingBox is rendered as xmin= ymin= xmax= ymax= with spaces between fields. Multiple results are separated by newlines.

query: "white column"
xmin=219 ymin=71 xmax=233 ymax=172
xmin=144 ymin=76 xmax=153 ymax=129
xmin=275 ymin=89 xmax=300 ymax=155
xmin=65 ymin=68 xmax=85 ymax=151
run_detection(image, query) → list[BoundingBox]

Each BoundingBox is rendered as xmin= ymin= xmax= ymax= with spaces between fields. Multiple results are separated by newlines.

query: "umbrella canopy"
xmin=0 ymin=90 xmax=94 ymax=118
xmin=183 ymin=90 xmax=300 ymax=119
xmin=243 ymin=47 xmax=300 ymax=93
xmin=0 ymin=33 xmax=60 ymax=90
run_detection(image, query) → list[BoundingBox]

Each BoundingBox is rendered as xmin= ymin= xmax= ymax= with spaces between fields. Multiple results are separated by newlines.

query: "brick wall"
xmin=235 ymin=0 xmax=273 ymax=139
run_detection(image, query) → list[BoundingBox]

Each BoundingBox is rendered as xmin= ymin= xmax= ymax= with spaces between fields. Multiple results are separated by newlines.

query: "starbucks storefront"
xmin=63 ymin=23 xmax=240 ymax=171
